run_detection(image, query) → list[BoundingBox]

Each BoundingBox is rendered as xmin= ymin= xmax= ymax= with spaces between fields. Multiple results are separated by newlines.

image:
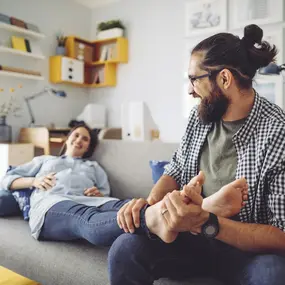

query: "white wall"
xmin=90 ymin=0 xmax=187 ymax=142
xmin=0 ymin=0 xmax=92 ymax=140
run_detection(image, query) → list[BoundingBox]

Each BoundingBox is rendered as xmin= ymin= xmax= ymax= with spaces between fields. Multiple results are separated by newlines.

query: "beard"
xmin=197 ymin=82 xmax=230 ymax=124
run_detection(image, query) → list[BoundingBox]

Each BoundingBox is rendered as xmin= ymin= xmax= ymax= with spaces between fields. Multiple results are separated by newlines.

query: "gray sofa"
xmin=0 ymin=140 xmax=222 ymax=285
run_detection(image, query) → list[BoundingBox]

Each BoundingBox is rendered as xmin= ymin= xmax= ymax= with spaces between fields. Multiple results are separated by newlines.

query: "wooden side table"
xmin=0 ymin=143 xmax=34 ymax=177
xmin=18 ymin=127 xmax=70 ymax=155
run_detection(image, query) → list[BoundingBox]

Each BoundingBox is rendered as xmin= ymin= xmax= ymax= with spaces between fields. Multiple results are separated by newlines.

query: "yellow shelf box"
xmin=49 ymin=36 xmax=128 ymax=88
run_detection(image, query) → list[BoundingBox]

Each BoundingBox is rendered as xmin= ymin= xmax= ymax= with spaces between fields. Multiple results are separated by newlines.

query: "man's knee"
xmin=108 ymin=234 xmax=154 ymax=284
xmin=108 ymin=233 xmax=148 ymax=264
xmin=242 ymin=254 xmax=285 ymax=285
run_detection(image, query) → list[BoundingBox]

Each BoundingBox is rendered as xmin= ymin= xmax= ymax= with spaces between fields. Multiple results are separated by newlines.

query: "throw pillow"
xmin=0 ymin=166 xmax=34 ymax=220
xmin=149 ymin=160 xmax=169 ymax=184
xmin=12 ymin=189 xmax=34 ymax=221
xmin=0 ymin=189 xmax=21 ymax=217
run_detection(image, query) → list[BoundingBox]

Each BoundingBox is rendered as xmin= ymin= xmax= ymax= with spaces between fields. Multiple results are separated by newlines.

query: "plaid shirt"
xmin=164 ymin=92 xmax=285 ymax=232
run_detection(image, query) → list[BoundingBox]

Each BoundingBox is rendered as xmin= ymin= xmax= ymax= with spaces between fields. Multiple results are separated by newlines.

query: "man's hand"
xmin=117 ymin=198 xmax=148 ymax=233
xmin=84 ymin=187 xmax=103 ymax=197
xmin=163 ymin=187 xmax=209 ymax=233
xmin=32 ymin=172 xmax=56 ymax=190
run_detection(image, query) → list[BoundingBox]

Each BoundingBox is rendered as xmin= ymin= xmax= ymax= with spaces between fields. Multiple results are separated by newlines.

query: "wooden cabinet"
xmin=0 ymin=143 xmax=34 ymax=177
xmin=50 ymin=56 xmax=84 ymax=85
xmin=49 ymin=36 xmax=128 ymax=88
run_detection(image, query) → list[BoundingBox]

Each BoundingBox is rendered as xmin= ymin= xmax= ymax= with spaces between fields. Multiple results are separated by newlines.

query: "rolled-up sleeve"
xmin=0 ymin=156 xmax=46 ymax=190
xmin=163 ymin=142 xmax=184 ymax=188
xmin=267 ymin=164 xmax=285 ymax=232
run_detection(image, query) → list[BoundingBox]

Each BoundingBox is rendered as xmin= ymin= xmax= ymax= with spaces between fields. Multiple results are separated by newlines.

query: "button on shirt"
xmin=164 ymin=92 xmax=285 ymax=232
xmin=1 ymin=156 xmax=118 ymax=239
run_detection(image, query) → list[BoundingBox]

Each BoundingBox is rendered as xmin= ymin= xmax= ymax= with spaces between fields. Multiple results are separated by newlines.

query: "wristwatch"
xmin=201 ymin=213 xmax=220 ymax=239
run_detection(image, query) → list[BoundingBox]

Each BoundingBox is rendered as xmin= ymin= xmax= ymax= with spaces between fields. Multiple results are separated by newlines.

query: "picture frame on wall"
xmin=229 ymin=0 xmax=283 ymax=30
xmin=253 ymin=75 xmax=284 ymax=109
xmin=185 ymin=0 xmax=227 ymax=37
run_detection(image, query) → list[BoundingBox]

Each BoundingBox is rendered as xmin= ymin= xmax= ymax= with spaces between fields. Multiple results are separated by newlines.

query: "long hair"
xmin=192 ymin=24 xmax=277 ymax=89
xmin=59 ymin=124 xmax=98 ymax=159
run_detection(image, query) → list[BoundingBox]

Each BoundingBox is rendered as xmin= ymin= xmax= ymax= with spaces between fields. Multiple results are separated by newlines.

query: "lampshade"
xmin=259 ymin=63 xmax=285 ymax=75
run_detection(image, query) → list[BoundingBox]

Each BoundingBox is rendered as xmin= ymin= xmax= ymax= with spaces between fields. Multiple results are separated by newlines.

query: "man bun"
xmin=242 ymin=24 xmax=263 ymax=47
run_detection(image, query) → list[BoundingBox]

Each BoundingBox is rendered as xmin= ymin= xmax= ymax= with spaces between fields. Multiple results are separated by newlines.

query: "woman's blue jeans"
xmin=40 ymin=199 xmax=139 ymax=246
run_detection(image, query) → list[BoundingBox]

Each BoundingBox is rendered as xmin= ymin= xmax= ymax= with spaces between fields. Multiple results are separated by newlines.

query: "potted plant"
xmin=56 ymin=32 xmax=67 ymax=55
xmin=0 ymin=85 xmax=22 ymax=143
xmin=97 ymin=20 xmax=125 ymax=40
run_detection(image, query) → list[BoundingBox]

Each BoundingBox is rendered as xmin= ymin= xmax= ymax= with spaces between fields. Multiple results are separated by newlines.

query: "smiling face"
xmin=65 ymin=127 xmax=91 ymax=158
xmin=188 ymin=53 xmax=230 ymax=124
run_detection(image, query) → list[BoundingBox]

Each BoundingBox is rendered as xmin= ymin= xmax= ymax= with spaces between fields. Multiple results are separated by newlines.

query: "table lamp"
xmin=25 ymin=87 xmax=67 ymax=126
xmin=259 ymin=63 xmax=285 ymax=75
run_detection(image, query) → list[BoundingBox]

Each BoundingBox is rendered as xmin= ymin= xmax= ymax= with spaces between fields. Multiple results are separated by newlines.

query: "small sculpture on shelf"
xmin=56 ymin=32 xmax=67 ymax=55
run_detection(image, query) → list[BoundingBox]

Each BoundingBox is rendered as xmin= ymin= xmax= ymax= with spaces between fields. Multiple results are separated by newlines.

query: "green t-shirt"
xmin=199 ymin=118 xmax=246 ymax=197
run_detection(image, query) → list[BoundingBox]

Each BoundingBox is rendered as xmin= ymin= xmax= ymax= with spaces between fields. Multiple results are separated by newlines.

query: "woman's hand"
xmin=32 ymin=172 xmax=56 ymax=190
xmin=84 ymin=187 xmax=104 ymax=197
xmin=117 ymin=198 xmax=148 ymax=233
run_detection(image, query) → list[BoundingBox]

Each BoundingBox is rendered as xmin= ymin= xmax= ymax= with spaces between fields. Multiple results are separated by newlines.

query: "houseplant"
xmin=0 ymin=86 xmax=21 ymax=142
xmin=97 ymin=20 xmax=125 ymax=40
xmin=56 ymin=32 xmax=66 ymax=55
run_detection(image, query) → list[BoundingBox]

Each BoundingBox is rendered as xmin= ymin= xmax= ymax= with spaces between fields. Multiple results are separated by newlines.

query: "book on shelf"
xmin=107 ymin=44 xmax=116 ymax=60
xmin=92 ymin=66 xmax=104 ymax=84
xmin=11 ymin=36 xmax=27 ymax=52
xmin=99 ymin=46 xmax=108 ymax=61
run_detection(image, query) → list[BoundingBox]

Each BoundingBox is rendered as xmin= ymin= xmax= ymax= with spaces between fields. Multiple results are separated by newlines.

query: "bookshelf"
xmin=49 ymin=36 xmax=128 ymax=88
xmin=0 ymin=20 xmax=45 ymax=80
xmin=0 ymin=22 xmax=46 ymax=39
xmin=0 ymin=46 xmax=45 ymax=59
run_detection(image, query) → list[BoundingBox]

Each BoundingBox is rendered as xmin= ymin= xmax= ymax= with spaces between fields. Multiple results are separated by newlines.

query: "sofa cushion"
xmin=0 ymin=217 xmax=223 ymax=285
xmin=93 ymin=140 xmax=178 ymax=199
xmin=149 ymin=160 xmax=169 ymax=184
xmin=0 ymin=190 xmax=21 ymax=217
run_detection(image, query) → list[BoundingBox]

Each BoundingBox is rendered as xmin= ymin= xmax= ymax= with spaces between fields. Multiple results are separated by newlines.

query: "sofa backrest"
xmin=92 ymin=140 xmax=178 ymax=199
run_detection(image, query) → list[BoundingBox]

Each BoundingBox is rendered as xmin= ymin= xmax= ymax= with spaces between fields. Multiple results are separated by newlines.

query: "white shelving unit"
xmin=0 ymin=22 xmax=46 ymax=39
xmin=0 ymin=21 xmax=46 ymax=81
xmin=0 ymin=46 xmax=45 ymax=60
xmin=0 ymin=70 xmax=44 ymax=81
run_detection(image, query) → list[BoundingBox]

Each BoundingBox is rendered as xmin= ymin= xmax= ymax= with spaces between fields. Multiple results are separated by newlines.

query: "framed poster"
xmin=185 ymin=0 xmax=227 ymax=37
xmin=253 ymin=75 xmax=284 ymax=109
xmin=230 ymin=0 xmax=283 ymax=29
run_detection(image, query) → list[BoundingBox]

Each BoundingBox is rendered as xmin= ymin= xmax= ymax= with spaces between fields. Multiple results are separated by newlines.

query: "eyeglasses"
xmin=188 ymin=69 xmax=222 ymax=86
xmin=188 ymin=72 xmax=211 ymax=86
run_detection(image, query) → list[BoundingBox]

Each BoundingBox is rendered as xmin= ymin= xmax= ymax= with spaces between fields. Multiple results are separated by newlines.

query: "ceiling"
xmin=72 ymin=0 xmax=120 ymax=8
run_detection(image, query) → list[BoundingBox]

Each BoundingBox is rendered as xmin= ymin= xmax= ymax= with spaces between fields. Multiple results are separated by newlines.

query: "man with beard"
xmin=110 ymin=24 xmax=285 ymax=285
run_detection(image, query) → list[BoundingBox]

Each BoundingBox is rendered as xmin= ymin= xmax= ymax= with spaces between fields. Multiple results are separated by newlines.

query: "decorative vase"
xmin=97 ymin=28 xmax=124 ymax=40
xmin=0 ymin=116 xmax=12 ymax=143
xmin=56 ymin=46 xmax=66 ymax=56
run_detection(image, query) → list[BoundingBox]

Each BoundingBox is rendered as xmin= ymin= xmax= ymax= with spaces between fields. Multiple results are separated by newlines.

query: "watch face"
xmin=204 ymin=224 xmax=218 ymax=238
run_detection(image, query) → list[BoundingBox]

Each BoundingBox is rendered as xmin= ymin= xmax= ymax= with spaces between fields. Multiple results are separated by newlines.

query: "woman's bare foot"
xmin=145 ymin=200 xmax=178 ymax=243
xmin=202 ymin=178 xmax=248 ymax=217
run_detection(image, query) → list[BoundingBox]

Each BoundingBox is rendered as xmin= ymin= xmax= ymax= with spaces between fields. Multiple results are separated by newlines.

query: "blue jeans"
xmin=40 ymin=199 xmax=144 ymax=246
xmin=108 ymin=233 xmax=285 ymax=285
